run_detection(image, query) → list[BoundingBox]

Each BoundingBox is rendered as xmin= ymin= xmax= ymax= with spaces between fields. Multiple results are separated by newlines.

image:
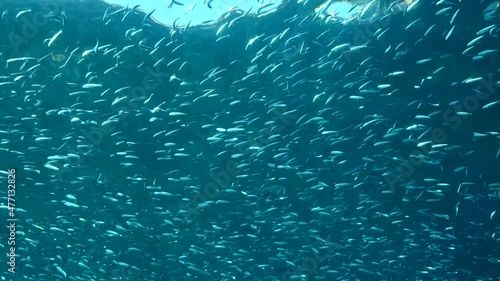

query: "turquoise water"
xmin=0 ymin=0 xmax=499 ymax=280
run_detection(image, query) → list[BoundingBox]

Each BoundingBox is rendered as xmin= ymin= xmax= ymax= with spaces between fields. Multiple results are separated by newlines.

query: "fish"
xmin=169 ymin=0 xmax=184 ymax=8
xmin=47 ymin=29 xmax=63 ymax=47
xmin=445 ymin=25 xmax=455 ymax=40
xmin=15 ymin=8 xmax=31 ymax=19
xmin=483 ymin=0 xmax=500 ymax=20
xmin=143 ymin=8 xmax=155 ymax=24
xmin=359 ymin=0 xmax=376 ymax=20
xmin=467 ymin=35 xmax=484 ymax=47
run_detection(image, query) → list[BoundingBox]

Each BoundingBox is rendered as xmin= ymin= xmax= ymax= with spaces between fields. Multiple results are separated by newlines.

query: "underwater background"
xmin=0 ymin=0 xmax=499 ymax=280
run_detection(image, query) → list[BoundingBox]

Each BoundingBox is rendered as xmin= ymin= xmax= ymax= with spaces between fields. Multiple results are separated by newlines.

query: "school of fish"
xmin=0 ymin=0 xmax=499 ymax=280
